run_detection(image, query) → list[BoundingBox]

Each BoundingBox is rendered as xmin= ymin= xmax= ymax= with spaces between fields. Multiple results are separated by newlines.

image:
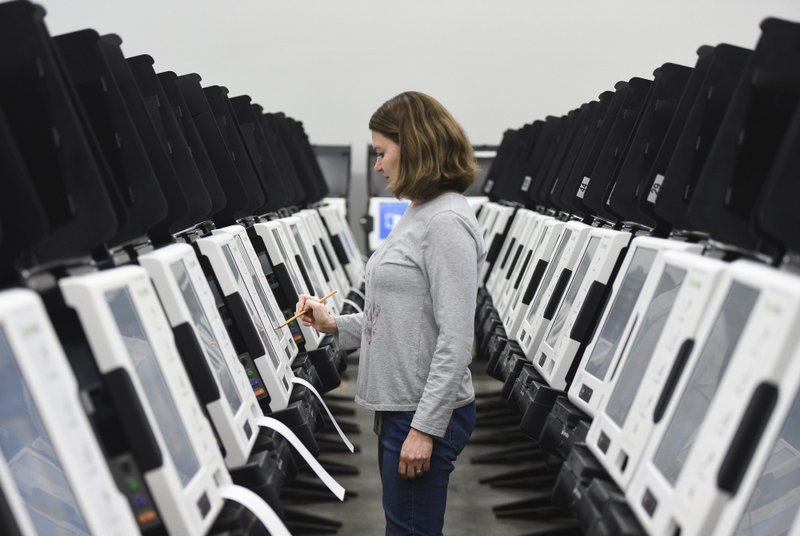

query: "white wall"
xmin=38 ymin=0 xmax=800 ymax=247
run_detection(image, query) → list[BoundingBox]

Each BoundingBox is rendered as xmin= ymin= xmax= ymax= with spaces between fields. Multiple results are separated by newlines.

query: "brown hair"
xmin=369 ymin=91 xmax=478 ymax=201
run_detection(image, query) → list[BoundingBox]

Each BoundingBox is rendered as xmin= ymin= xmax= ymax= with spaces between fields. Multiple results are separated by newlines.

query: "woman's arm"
xmin=296 ymin=294 xmax=364 ymax=350
xmin=411 ymin=210 xmax=481 ymax=437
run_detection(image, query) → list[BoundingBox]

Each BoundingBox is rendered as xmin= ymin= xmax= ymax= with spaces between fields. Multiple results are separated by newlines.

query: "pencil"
xmin=274 ymin=290 xmax=338 ymax=330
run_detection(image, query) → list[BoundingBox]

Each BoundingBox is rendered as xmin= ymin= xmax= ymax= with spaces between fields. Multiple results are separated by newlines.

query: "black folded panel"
xmin=254 ymin=103 xmax=306 ymax=207
xmin=524 ymin=115 xmax=564 ymax=209
xmin=290 ymin=117 xmax=330 ymax=202
xmin=582 ymin=76 xmax=652 ymax=224
xmin=635 ymin=48 xmax=715 ymax=234
xmin=654 ymin=44 xmax=752 ymax=235
xmin=128 ymin=56 xmax=212 ymax=231
xmin=757 ymin=90 xmax=800 ymax=253
xmin=203 ymin=85 xmax=266 ymax=221
xmin=0 ymin=105 xmax=47 ymax=280
xmin=264 ymin=113 xmax=325 ymax=205
xmin=481 ymin=127 xmax=516 ymax=200
xmin=489 ymin=122 xmax=540 ymax=205
xmin=0 ymin=0 xmax=117 ymax=263
xmin=176 ymin=73 xmax=247 ymax=224
xmin=230 ymin=95 xmax=289 ymax=213
xmin=157 ymin=71 xmax=227 ymax=222
xmin=98 ymin=34 xmax=193 ymax=242
xmin=689 ymin=18 xmax=800 ymax=256
xmin=507 ymin=120 xmax=545 ymax=207
xmin=560 ymin=89 xmax=614 ymax=219
xmin=54 ymin=29 xmax=168 ymax=248
xmin=534 ymin=108 xmax=580 ymax=211
xmin=552 ymin=98 xmax=604 ymax=216
xmin=607 ymin=62 xmax=693 ymax=229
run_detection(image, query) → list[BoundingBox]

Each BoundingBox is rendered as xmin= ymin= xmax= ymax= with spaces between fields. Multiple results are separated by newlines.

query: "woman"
xmin=297 ymin=91 xmax=486 ymax=536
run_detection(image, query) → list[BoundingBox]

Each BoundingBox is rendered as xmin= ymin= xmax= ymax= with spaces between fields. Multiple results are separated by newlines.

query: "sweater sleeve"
xmin=411 ymin=211 xmax=481 ymax=437
xmin=334 ymin=312 xmax=364 ymax=351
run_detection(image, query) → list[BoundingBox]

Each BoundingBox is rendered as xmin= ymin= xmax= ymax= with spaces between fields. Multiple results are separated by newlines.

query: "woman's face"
xmin=372 ymin=130 xmax=400 ymax=185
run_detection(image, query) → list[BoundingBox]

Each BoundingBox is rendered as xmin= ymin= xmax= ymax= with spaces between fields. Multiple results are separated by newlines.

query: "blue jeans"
xmin=376 ymin=402 xmax=476 ymax=536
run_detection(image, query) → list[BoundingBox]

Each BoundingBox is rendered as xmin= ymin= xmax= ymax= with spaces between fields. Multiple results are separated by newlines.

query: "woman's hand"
xmin=296 ymin=294 xmax=338 ymax=333
xmin=398 ymin=427 xmax=433 ymax=480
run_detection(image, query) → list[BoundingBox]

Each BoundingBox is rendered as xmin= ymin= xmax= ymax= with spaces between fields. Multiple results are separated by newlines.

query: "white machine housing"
xmin=0 ymin=289 xmax=140 ymax=535
xmin=297 ymin=209 xmax=352 ymax=297
xmin=316 ymin=204 xmax=365 ymax=285
xmin=517 ymin=221 xmax=592 ymax=361
xmin=568 ymin=237 xmax=703 ymax=417
xmin=586 ymin=250 xmax=727 ymax=491
xmin=502 ymin=219 xmax=565 ymax=339
xmin=713 ymin=337 xmax=800 ymax=536
xmin=479 ymin=204 xmax=517 ymax=283
xmin=535 ymin=228 xmax=631 ymax=390
xmin=253 ymin=220 xmax=326 ymax=351
xmin=628 ymin=260 xmax=800 ymax=535
xmin=60 ymin=266 xmax=230 ymax=536
xmin=215 ymin=225 xmax=299 ymax=364
xmin=486 ymin=209 xmax=536 ymax=297
xmin=495 ymin=213 xmax=553 ymax=318
xmin=279 ymin=216 xmax=342 ymax=312
xmin=139 ymin=243 xmax=263 ymax=469
xmin=196 ymin=232 xmax=293 ymax=411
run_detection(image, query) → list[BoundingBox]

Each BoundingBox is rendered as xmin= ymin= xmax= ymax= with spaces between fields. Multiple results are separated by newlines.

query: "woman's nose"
xmin=374 ymin=158 xmax=382 ymax=172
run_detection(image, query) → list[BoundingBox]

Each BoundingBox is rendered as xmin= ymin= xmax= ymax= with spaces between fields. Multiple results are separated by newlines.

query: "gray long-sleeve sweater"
xmin=335 ymin=192 xmax=486 ymax=437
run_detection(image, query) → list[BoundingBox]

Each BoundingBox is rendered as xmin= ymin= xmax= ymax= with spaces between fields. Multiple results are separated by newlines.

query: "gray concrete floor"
xmin=289 ymin=359 xmax=579 ymax=535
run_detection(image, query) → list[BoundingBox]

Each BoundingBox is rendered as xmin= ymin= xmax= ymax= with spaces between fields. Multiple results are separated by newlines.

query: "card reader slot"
xmin=653 ymin=339 xmax=694 ymax=424
xmin=521 ymin=260 xmax=547 ymax=305
xmin=717 ymin=382 xmax=778 ymax=494
xmin=171 ymin=322 xmax=220 ymax=405
xmin=543 ymin=269 xmax=572 ymax=320
xmin=223 ymin=292 xmax=265 ymax=360
xmin=104 ymin=368 xmax=163 ymax=472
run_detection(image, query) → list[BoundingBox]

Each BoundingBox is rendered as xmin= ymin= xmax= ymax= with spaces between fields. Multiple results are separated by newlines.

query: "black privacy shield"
xmin=607 ymin=62 xmax=693 ymax=230
xmin=0 ymin=0 xmax=117 ymax=264
xmin=98 ymin=35 xmax=192 ymax=243
xmin=524 ymin=115 xmax=564 ymax=208
xmin=264 ymin=113 xmax=325 ymax=205
xmin=54 ymin=29 xmax=168 ymax=248
xmin=654 ymin=44 xmax=752 ymax=235
xmin=490 ymin=122 xmax=541 ymax=206
xmin=509 ymin=121 xmax=545 ymax=207
xmin=535 ymin=108 xmax=583 ymax=211
xmin=756 ymin=91 xmax=800 ymax=254
xmin=560 ymin=90 xmax=614 ymax=219
xmin=176 ymin=73 xmax=246 ymax=224
xmin=203 ymin=85 xmax=266 ymax=221
xmin=688 ymin=18 xmax=800 ymax=256
xmin=128 ymin=56 xmax=212 ymax=232
xmin=0 ymin=105 xmax=47 ymax=280
xmin=554 ymin=98 xmax=607 ymax=217
xmin=292 ymin=117 xmax=330 ymax=202
xmin=582 ymin=76 xmax=652 ymax=224
xmin=481 ymin=127 xmax=518 ymax=200
xmin=254 ymin=102 xmax=306 ymax=207
xmin=157 ymin=71 xmax=226 ymax=221
xmin=636 ymin=48 xmax=715 ymax=234
xmin=230 ymin=95 xmax=289 ymax=213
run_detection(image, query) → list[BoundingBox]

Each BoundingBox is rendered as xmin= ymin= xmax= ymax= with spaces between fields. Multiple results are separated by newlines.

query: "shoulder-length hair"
xmin=369 ymin=91 xmax=479 ymax=202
